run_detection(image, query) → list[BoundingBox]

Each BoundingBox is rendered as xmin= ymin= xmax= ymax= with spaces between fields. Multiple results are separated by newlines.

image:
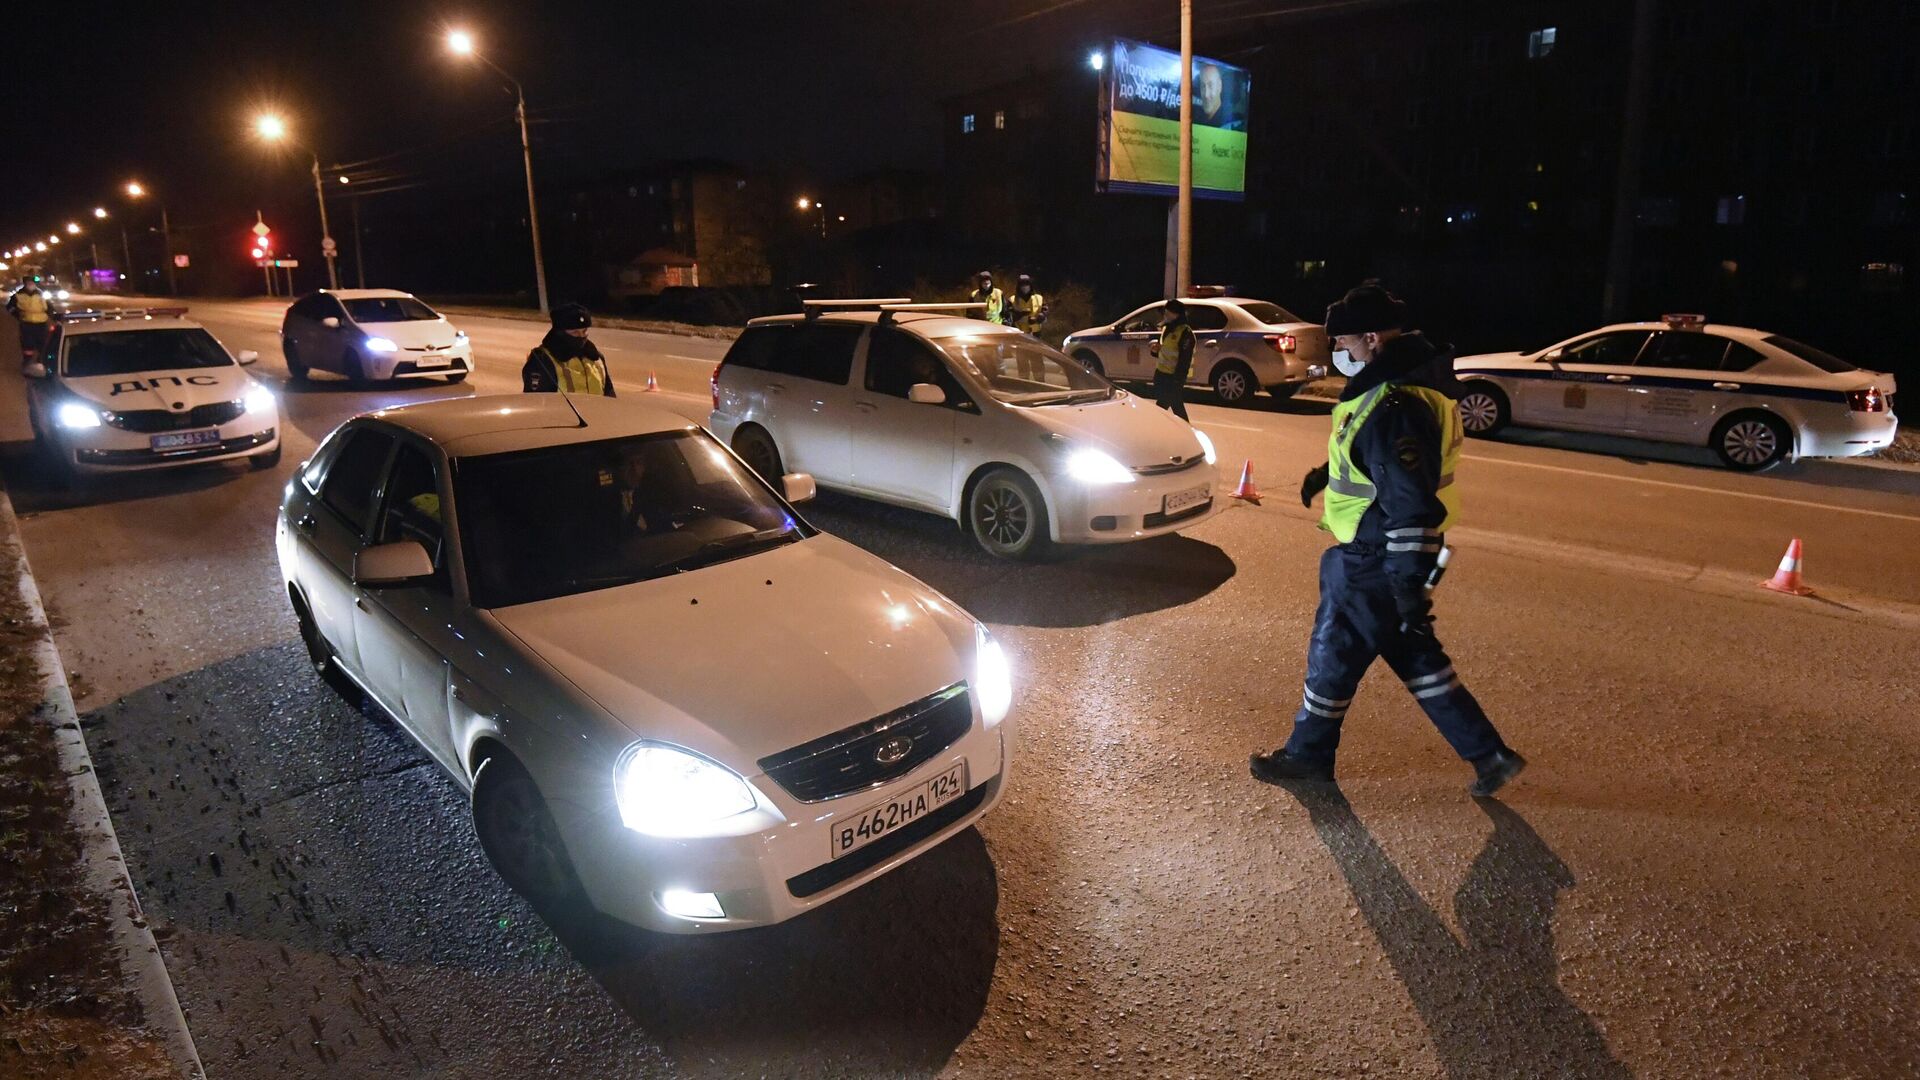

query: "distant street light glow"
xmin=93 ymin=207 xmax=108 ymax=219
xmin=255 ymin=113 xmax=287 ymax=141
xmin=35 ymin=242 xmax=46 ymax=251
xmin=796 ymin=197 xmax=812 ymax=210
xmin=125 ymin=181 xmax=146 ymax=197
xmin=65 ymin=223 xmax=81 ymax=234
xmin=338 ymin=175 xmax=350 ymax=183
xmin=447 ymin=29 xmax=476 ymax=56
xmin=1088 ymin=50 xmax=1105 ymax=71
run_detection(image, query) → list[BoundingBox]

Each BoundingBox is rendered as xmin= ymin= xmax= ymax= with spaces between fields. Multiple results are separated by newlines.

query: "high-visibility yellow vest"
xmin=12 ymin=290 xmax=50 ymax=323
xmin=1154 ymin=323 xmax=1193 ymax=376
xmin=1321 ymin=382 xmax=1462 ymax=542
xmin=970 ymin=287 xmax=1004 ymax=324
xmin=1006 ymin=291 xmax=1044 ymax=332
xmin=538 ymin=347 xmax=607 ymax=396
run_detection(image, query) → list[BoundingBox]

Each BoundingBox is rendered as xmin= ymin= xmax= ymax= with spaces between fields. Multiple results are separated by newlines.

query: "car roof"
xmin=363 ymin=393 xmax=696 ymax=456
xmin=1589 ymin=322 xmax=1776 ymax=344
xmin=745 ymin=310 xmax=1024 ymax=340
xmin=320 ymin=288 xmax=420 ymax=301
xmin=59 ymin=314 xmax=208 ymax=336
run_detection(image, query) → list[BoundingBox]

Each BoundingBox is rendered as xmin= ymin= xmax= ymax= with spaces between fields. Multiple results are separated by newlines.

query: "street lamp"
xmin=92 ymin=207 xmax=107 ymax=219
xmin=253 ymin=112 xmax=341 ymax=288
xmin=124 ymin=179 xmax=176 ymax=295
xmin=446 ymin=28 xmax=550 ymax=314
xmin=65 ymin=223 xmax=80 ymax=235
xmin=796 ymin=196 xmax=826 ymax=237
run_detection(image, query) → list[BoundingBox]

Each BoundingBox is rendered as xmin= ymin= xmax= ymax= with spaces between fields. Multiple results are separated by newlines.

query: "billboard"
xmin=1097 ymin=38 xmax=1250 ymax=201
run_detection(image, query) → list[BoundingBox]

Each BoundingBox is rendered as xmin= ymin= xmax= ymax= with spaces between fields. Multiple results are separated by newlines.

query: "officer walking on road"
xmin=1250 ymin=282 xmax=1526 ymax=797
xmin=1149 ymin=298 xmax=1195 ymax=421
xmin=522 ymin=302 xmax=616 ymax=396
xmin=7 ymin=279 xmax=53 ymax=368
xmin=968 ymin=271 xmax=1005 ymax=325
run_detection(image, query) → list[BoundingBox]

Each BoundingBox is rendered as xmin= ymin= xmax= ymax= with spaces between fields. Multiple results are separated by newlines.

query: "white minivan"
xmin=709 ymin=300 xmax=1222 ymax=559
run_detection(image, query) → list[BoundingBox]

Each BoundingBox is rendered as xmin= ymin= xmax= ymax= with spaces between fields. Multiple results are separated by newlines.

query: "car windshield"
xmin=454 ymin=430 xmax=810 ymax=608
xmin=1235 ymin=301 xmax=1303 ymax=325
xmin=1763 ymin=335 xmax=1856 ymax=373
xmin=63 ymin=328 xmax=233 ymax=378
xmin=343 ymin=297 xmax=439 ymax=323
xmin=938 ymin=335 xmax=1115 ymax=405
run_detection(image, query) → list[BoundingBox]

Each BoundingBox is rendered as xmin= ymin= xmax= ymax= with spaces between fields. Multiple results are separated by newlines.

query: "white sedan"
xmin=1454 ymin=316 xmax=1899 ymax=470
xmin=1061 ymin=295 xmax=1330 ymax=405
xmin=280 ymin=288 xmax=473 ymax=385
xmin=709 ymin=300 xmax=1222 ymax=559
xmin=277 ymin=393 xmax=1010 ymax=932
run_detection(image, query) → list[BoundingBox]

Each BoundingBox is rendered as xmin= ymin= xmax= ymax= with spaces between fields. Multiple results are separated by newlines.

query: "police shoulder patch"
xmin=1395 ymin=434 xmax=1425 ymax=470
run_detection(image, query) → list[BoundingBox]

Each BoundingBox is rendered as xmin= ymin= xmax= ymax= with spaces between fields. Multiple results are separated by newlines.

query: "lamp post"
xmin=447 ymin=29 xmax=550 ymax=314
xmin=254 ymin=113 xmax=341 ymax=288
xmin=797 ymin=196 xmax=827 ymax=238
xmin=124 ymin=181 xmax=177 ymax=295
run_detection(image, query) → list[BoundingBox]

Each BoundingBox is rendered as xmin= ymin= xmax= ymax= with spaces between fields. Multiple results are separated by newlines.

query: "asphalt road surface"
xmin=4 ymin=297 xmax=1917 ymax=1078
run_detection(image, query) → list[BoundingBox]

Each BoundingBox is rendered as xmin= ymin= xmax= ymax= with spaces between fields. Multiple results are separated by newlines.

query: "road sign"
xmin=173 ymin=254 xmax=190 ymax=268
xmin=321 ymin=237 xmax=337 ymax=256
xmin=271 ymin=259 xmax=299 ymax=268
xmin=252 ymin=221 xmax=271 ymax=237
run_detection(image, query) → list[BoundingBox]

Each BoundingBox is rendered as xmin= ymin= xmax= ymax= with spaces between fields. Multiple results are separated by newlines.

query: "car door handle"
xmin=765 ymin=382 xmax=787 ymax=393
xmin=1713 ymin=381 xmax=1741 ymax=390
xmin=1604 ymin=374 xmax=1632 ymax=383
xmin=354 ymin=596 xmax=368 ymax=611
xmin=1202 ymin=340 xmax=1219 ymax=348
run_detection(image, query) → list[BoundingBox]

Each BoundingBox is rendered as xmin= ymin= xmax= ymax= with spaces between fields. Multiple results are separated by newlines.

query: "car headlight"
xmin=454 ymin=329 xmax=468 ymax=340
xmin=244 ymin=386 xmax=276 ymax=415
xmin=364 ymin=336 xmax=398 ymax=353
xmin=974 ymin=625 xmax=1012 ymax=727
xmin=54 ymin=401 xmax=102 ymax=429
xmin=614 ymin=743 xmax=755 ymax=835
xmin=1065 ymin=448 xmax=1134 ymax=485
xmin=55 ymin=289 xmax=69 ymax=300
xmin=1193 ymin=428 xmax=1217 ymax=465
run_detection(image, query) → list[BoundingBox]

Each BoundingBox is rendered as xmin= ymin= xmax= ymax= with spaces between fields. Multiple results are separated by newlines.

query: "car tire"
xmin=1712 ymin=411 xmax=1791 ymax=471
xmin=1265 ymin=383 xmax=1301 ymax=403
xmin=249 ymin=445 xmax=282 ymax=470
xmin=471 ymin=752 xmax=588 ymax=916
xmin=1458 ymin=382 xmax=1511 ymax=437
xmin=968 ymin=467 xmax=1051 ymax=561
xmin=1211 ymin=361 xmax=1256 ymax=406
xmin=732 ymin=425 xmax=784 ymax=482
xmin=291 ymin=592 xmax=333 ymax=677
xmin=344 ymin=349 xmax=373 ymax=389
xmin=1072 ymin=349 xmax=1105 ymax=378
xmin=445 ymin=370 xmax=468 ymax=384
xmin=284 ymin=338 xmax=309 ymax=382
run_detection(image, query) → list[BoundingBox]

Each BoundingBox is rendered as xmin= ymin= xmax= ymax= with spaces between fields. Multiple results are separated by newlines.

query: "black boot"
xmin=1469 ymin=748 xmax=1527 ymax=797
xmin=1249 ymin=750 xmax=1334 ymax=785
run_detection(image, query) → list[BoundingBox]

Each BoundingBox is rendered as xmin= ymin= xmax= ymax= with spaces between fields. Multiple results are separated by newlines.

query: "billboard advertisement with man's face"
xmin=1097 ymin=38 xmax=1250 ymax=200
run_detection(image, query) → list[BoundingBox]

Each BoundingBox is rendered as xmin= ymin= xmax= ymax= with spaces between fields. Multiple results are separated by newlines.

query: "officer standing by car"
xmin=522 ymin=302 xmax=616 ymax=396
xmin=1005 ymin=274 xmax=1047 ymax=336
xmin=968 ymin=271 xmax=1004 ymax=325
xmin=7 ymin=279 xmax=53 ymax=367
xmin=1149 ymin=298 xmax=1195 ymax=420
xmin=1250 ymin=282 xmax=1526 ymax=797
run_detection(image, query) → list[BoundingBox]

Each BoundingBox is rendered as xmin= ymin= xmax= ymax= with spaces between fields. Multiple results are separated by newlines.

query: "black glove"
xmin=1300 ymin=464 xmax=1329 ymax=508
xmin=1394 ymin=590 xmax=1436 ymax=639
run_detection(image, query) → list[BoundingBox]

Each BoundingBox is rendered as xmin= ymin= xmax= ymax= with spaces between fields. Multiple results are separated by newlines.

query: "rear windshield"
xmin=1763 ymin=335 xmax=1855 ymax=373
xmin=63 ymin=328 xmax=233 ymax=377
xmin=344 ymin=297 xmax=440 ymax=323
xmin=1234 ymin=301 xmax=1303 ymax=325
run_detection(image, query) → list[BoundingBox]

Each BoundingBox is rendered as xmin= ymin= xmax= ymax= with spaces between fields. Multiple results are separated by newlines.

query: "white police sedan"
xmin=1453 ymin=315 xmax=1899 ymax=470
xmin=1061 ymin=295 xmax=1330 ymax=405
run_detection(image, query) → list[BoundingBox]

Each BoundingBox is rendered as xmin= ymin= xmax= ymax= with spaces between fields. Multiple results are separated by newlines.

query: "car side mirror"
xmin=781 ymin=472 xmax=817 ymax=503
xmin=353 ymin=540 xmax=434 ymax=587
xmin=908 ymin=383 xmax=946 ymax=405
xmin=237 ymin=349 xmax=259 ymax=365
xmin=321 ymin=316 xmax=341 ymax=330
xmin=1542 ymin=349 xmax=1563 ymax=365
xmin=22 ymin=361 xmax=48 ymax=379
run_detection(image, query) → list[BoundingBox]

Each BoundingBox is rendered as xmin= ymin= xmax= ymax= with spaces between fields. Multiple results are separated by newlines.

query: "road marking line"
xmin=1197 ymin=421 xmax=1265 ymax=432
xmin=1463 ymin=454 xmax=1920 ymax=523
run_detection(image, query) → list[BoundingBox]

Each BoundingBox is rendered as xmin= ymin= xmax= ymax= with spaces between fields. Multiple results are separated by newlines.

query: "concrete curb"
xmin=428 ymin=301 xmax=743 ymax=342
xmin=0 ymin=487 xmax=205 ymax=1079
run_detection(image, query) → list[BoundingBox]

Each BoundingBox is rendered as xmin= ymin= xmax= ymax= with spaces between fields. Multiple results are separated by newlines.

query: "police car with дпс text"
xmin=1452 ymin=314 xmax=1898 ymax=470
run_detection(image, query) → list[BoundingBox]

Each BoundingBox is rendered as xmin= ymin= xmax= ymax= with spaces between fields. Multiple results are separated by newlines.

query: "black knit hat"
xmin=1323 ymin=282 xmax=1408 ymax=336
xmin=551 ymin=302 xmax=592 ymax=331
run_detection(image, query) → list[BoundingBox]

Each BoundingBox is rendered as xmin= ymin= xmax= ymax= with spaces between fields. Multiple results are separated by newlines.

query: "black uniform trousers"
xmin=1284 ymin=542 xmax=1506 ymax=765
xmin=1152 ymin=371 xmax=1189 ymax=420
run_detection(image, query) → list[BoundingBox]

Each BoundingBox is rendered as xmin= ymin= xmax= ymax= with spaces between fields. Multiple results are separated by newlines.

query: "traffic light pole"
xmin=310 ymin=154 xmax=339 ymax=289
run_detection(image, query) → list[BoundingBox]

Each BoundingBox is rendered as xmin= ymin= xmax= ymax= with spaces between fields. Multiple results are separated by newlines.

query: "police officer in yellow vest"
xmin=8 ymin=280 xmax=53 ymax=366
xmin=968 ymin=271 xmax=1005 ymax=325
xmin=1148 ymin=298 xmax=1195 ymax=421
xmin=1251 ymin=283 xmax=1526 ymax=798
xmin=1005 ymin=274 xmax=1046 ymax=335
xmin=522 ymin=302 xmax=616 ymax=396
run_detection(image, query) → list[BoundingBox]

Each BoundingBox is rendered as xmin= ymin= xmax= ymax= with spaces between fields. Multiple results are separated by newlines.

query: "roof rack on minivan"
xmin=876 ymin=302 xmax=987 ymax=323
xmin=800 ymin=297 xmax=913 ymax=320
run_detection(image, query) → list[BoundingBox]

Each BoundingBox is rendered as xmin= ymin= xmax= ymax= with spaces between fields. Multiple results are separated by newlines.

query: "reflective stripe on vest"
xmin=971 ymin=288 xmax=1004 ymax=324
xmin=539 ymin=346 xmax=607 ymax=395
xmin=12 ymin=291 xmax=50 ymax=323
xmin=1155 ymin=323 xmax=1193 ymax=376
xmin=1320 ymin=382 xmax=1463 ymax=543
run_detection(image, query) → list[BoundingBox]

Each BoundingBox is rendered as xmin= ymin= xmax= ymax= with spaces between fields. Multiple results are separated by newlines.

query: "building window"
xmin=1527 ymin=27 xmax=1557 ymax=58
xmin=1294 ymin=259 xmax=1327 ymax=279
xmin=1715 ymin=195 xmax=1747 ymax=225
xmin=1860 ymin=262 xmax=1905 ymax=293
xmin=994 ymin=110 xmax=1005 ymax=130
xmin=961 ymin=113 xmax=976 ymax=134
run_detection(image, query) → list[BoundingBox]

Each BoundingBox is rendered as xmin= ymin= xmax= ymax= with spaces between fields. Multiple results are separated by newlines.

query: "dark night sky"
xmin=1 ymin=0 xmax=1293 ymax=255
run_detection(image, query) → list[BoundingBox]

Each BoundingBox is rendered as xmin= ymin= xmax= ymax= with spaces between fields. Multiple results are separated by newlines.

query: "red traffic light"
xmin=250 ymin=247 xmax=265 ymax=259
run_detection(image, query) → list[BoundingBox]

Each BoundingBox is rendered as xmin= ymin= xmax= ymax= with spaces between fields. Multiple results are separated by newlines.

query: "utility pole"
xmin=1176 ymin=0 xmax=1193 ymax=299
xmin=1603 ymin=0 xmax=1658 ymax=320
xmin=310 ymin=154 xmax=339 ymax=288
xmin=120 ymin=227 xmax=133 ymax=283
xmin=351 ymin=193 xmax=366 ymax=287
xmin=161 ymin=206 xmax=177 ymax=296
xmin=515 ymin=92 xmax=550 ymax=314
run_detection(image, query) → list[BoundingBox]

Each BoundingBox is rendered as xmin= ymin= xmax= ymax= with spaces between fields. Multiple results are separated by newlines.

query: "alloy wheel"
xmin=1723 ymin=419 xmax=1779 ymax=467
xmin=1460 ymin=392 xmax=1500 ymax=433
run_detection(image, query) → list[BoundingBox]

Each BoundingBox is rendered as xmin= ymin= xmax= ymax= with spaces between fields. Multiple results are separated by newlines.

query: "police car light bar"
xmin=54 ymin=306 xmax=190 ymax=322
xmin=1661 ymin=313 xmax=1708 ymax=329
xmin=799 ymin=297 xmax=913 ymax=320
xmin=1185 ymin=285 xmax=1231 ymax=297
xmin=875 ymin=302 xmax=988 ymax=323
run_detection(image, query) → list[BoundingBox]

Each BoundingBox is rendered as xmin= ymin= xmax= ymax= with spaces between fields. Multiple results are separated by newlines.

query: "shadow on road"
xmin=0 ymin=441 xmax=263 ymax=514
xmin=1280 ymin=784 xmax=1628 ymax=1080
xmin=804 ymin=490 xmax=1238 ymax=628
xmin=1487 ymin=428 xmax=1920 ymax=497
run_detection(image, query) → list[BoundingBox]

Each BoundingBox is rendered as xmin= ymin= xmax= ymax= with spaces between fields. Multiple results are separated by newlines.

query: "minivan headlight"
xmin=614 ymin=743 xmax=755 ymax=835
xmin=1065 ymin=448 xmax=1134 ymax=485
xmin=364 ymin=336 xmax=398 ymax=353
xmin=974 ymin=624 xmax=1013 ymax=727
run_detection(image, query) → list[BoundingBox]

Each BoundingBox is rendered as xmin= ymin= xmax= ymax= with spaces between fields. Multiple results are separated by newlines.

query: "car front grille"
xmin=1134 ymin=453 xmax=1205 ymax=476
xmin=106 ymin=400 xmax=245 ymax=432
xmin=758 ymin=684 xmax=973 ymax=803
xmin=76 ymin=429 xmax=274 ymax=465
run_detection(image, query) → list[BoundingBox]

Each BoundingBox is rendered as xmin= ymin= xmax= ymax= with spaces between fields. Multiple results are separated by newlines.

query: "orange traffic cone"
xmin=1230 ymin=459 xmax=1262 ymax=505
xmin=1759 ymin=538 xmax=1814 ymax=596
xmin=643 ymin=372 xmax=661 ymax=393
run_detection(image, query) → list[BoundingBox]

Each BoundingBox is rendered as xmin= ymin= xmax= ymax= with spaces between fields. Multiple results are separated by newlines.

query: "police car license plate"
xmin=150 ymin=428 xmax=222 ymax=451
xmin=1163 ymin=484 xmax=1210 ymax=516
xmin=829 ymin=761 xmax=968 ymax=860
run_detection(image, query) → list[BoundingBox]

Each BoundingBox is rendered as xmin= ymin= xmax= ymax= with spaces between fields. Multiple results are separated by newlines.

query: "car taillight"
xmin=1264 ymin=333 xmax=1297 ymax=354
xmin=1847 ymin=386 xmax=1887 ymax=413
xmin=711 ymin=363 xmax=723 ymax=411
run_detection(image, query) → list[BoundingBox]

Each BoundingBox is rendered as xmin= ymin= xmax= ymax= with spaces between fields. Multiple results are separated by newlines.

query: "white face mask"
xmin=1332 ymin=349 xmax=1365 ymax=377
